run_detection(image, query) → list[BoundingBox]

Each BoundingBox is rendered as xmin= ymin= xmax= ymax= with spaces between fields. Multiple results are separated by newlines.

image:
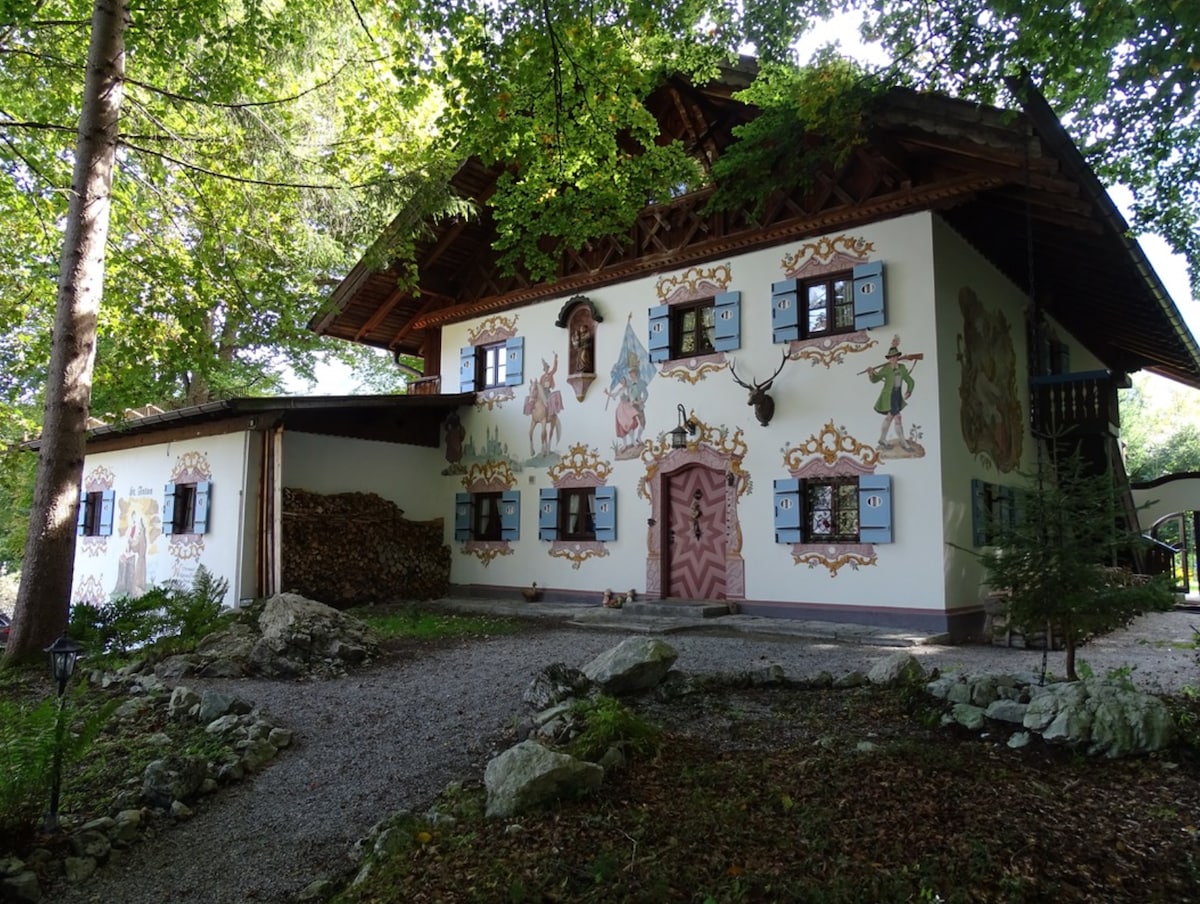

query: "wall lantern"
xmin=670 ymin=404 xmax=698 ymax=450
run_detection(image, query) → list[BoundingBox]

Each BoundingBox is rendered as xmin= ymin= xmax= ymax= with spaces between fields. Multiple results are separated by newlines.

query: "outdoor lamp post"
xmin=670 ymin=403 xmax=698 ymax=450
xmin=44 ymin=633 xmax=84 ymax=832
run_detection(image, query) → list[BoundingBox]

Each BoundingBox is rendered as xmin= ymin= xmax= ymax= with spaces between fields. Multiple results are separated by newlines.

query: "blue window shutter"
xmin=505 ymin=336 xmax=525 ymax=387
xmin=859 ymin=474 xmax=893 ymax=544
xmin=459 ymin=346 xmax=477 ymax=392
xmin=99 ymin=489 xmax=115 ymax=537
xmin=852 ymin=261 xmax=885 ymax=330
xmin=713 ymin=291 xmax=741 ymax=352
xmin=538 ymin=488 xmax=559 ymax=541
xmin=773 ymin=478 xmax=803 ymax=544
xmin=771 ymin=279 xmax=801 ymax=343
xmin=454 ymin=493 xmax=472 ymax=541
xmin=500 ymin=490 xmax=521 ymax=541
xmin=76 ymin=491 xmax=88 ymax=536
xmin=594 ymin=486 xmax=617 ymax=541
xmin=194 ymin=481 xmax=211 ymax=534
xmin=162 ymin=483 xmax=177 ymax=536
xmin=648 ymin=305 xmax=671 ymax=363
xmin=971 ymin=479 xmax=987 ymax=546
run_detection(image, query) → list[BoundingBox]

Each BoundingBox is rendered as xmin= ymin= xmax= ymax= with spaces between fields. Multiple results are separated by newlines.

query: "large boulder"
xmin=484 ymin=740 xmax=604 ymax=818
xmin=142 ymin=755 xmax=210 ymax=808
xmin=1025 ymin=679 xmax=1175 ymax=757
xmin=256 ymin=593 xmax=379 ymax=667
xmin=523 ymin=663 xmax=593 ymax=709
xmin=580 ymin=637 xmax=678 ymax=695
xmin=867 ymin=652 xmax=925 ymax=686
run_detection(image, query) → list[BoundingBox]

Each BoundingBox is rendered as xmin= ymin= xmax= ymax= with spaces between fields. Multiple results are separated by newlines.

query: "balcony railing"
xmin=407 ymin=375 xmax=441 ymax=396
xmin=1029 ymin=370 xmax=1122 ymax=439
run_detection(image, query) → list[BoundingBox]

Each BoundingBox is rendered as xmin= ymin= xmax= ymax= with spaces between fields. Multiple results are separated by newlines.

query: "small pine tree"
xmin=979 ymin=447 xmax=1174 ymax=681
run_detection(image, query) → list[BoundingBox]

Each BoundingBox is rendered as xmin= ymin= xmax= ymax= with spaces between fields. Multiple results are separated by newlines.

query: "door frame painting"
xmin=639 ymin=417 xmax=749 ymax=601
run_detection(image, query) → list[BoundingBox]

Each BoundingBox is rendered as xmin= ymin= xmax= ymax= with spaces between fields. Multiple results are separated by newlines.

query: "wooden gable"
xmin=310 ymin=69 xmax=1200 ymax=390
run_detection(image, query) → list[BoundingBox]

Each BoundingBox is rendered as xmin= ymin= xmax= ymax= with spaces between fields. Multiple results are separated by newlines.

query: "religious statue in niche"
xmin=956 ymin=287 xmax=1023 ymax=472
xmin=858 ymin=334 xmax=927 ymax=459
xmin=557 ymin=295 xmax=602 ymax=402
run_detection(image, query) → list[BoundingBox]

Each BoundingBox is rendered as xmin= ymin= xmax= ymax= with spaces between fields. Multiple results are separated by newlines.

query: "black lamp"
xmin=670 ymin=403 xmax=698 ymax=450
xmin=46 ymin=633 xmax=84 ymax=698
xmin=44 ymin=632 xmax=84 ymax=833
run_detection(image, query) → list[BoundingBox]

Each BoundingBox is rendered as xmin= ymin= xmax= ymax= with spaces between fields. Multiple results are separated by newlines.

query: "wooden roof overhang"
xmin=44 ymin=394 xmax=475 ymax=455
xmin=311 ymin=75 xmax=1200 ymax=390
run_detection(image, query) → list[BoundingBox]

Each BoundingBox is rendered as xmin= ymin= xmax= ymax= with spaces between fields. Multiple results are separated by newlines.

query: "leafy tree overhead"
xmin=1119 ymin=375 xmax=1200 ymax=481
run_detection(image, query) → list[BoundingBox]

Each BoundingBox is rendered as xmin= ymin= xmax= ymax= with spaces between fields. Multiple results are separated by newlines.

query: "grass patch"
xmin=350 ymin=606 xmax=522 ymax=641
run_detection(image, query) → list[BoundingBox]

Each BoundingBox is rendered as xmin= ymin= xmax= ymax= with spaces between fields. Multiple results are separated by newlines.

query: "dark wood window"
xmin=670 ymin=299 xmax=715 ymax=358
xmin=81 ymin=491 xmax=103 ymax=536
xmin=172 ymin=484 xmax=197 ymax=534
xmin=805 ymin=273 xmax=853 ymax=337
xmin=559 ymin=488 xmax=596 ymax=541
xmin=805 ymin=478 xmax=859 ymax=542
xmin=472 ymin=491 xmax=503 ymax=541
xmin=477 ymin=342 xmax=508 ymax=390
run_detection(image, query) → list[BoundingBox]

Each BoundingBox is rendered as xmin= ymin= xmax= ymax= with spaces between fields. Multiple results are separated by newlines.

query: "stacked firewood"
xmin=281 ymin=488 xmax=450 ymax=607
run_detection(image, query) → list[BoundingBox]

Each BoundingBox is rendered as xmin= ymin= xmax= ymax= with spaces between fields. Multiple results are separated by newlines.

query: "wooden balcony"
xmin=1029 ymin=370 xmax=1124 ymax=439
xmin=407 ymin=375 xmax=441 ymax=396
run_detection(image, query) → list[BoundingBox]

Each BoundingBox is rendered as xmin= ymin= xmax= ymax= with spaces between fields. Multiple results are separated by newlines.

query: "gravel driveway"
xmin=52 ymin=609 xmax=1198 ymax=904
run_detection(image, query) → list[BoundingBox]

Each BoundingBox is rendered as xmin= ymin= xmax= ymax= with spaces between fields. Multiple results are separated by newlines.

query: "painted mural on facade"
xmin=524 ymin=351 xmax=563 ymax=463
xmin=113 ymin=488 xmax=160 ymax=598
xmin=166 ymin=451 xmax=212 ymax=586
xmin=654 ymin=264 xmax=734 ymax=384
xmin=604 ymin=315 xmax=654 ymax=460
xmin=956 ymin=287 xmax=1024 ymax=472
xmin=859 ymin=334 xmax=926 ymax=459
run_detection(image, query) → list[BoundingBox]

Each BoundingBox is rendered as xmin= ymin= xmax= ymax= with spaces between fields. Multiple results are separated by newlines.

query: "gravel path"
xmin=52 ymin=610 xmax=1198 ymax=904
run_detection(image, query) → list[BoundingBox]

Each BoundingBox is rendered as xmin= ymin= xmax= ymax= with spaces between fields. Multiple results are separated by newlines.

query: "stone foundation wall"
xmin=281 ymin=488 xmax=449 ymax=607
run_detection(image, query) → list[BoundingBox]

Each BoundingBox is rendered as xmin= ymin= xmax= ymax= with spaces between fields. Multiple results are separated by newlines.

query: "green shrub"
xmin=0 ymin=691 xmax=111 ymax=849
xmin=568 ymin=694 xmax=663 ymax=762
xmin=67 ymin=566 xmax=229 ymax=660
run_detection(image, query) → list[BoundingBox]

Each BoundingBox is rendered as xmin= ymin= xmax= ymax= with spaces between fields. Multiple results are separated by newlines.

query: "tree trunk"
xmin=3 ymin=0 xmax=126 ymax=665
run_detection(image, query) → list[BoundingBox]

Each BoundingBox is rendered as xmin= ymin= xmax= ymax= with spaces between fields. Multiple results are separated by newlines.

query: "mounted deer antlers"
xmin=729 ymin=351 xmax=788 ymax=426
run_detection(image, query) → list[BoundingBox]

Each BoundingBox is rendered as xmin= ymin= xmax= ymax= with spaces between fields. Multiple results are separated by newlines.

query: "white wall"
xmin=281 ymin=431 xmax=447 ymax=520
xmin=438 ymin=212 xmax=960 ymax=619
xmin=73 ymin=430 xmax=252 ymax=608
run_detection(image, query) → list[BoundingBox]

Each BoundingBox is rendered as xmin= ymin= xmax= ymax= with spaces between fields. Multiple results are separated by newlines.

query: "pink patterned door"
xmin=665 ymin=465 xmax=727 ymax=599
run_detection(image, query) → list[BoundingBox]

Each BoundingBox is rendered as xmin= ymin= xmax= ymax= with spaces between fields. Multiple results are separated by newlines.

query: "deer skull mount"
xmin=729 ymin=352 xmax=788 ymax=427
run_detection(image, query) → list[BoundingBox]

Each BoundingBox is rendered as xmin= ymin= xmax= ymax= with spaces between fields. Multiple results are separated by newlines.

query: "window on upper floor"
xmin=671 ymin=299 xmax=716 ymax=358
xmin=77 ymin=489 xmax=114 ymax=537
xmin=164 ymin=481 xmax=211 ymax=536
xmin=648 ymin=292 xmax=741 ymax=363
xmin=804 ymin=274 xmax=854 ymax=337
xmin=477 ymin=343 xmax=507 ymax=390
xmin=459 ymin=337 xmax=524 ymax=392
xmin=771 ymin=262 xmax=885 ymax=344
xmin=773 ymin=474 xmax=892 ymax=545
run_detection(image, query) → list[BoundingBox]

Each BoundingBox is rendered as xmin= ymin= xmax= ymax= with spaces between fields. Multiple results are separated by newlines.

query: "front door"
xmin=665 ymin=465 xmax=727 ymax=599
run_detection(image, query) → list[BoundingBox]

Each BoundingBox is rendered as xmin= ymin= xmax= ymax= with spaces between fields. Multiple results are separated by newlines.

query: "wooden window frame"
xmin=173 ymin=483 xmax=198 ymax=535
xmin=477 ymin=342 xmax=508 ymax=390
xmin=559 ymin=487 xmax=597 ymax=541
xmin=803 ymin=272 xmax=854 ymax=338
xmin=669 ymin=298 xmax=716 ymax=359
xmin=472 ymin=491 xmax=504 ymax=541
xmin=804 ymin=477 xmax=860 ymax=542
